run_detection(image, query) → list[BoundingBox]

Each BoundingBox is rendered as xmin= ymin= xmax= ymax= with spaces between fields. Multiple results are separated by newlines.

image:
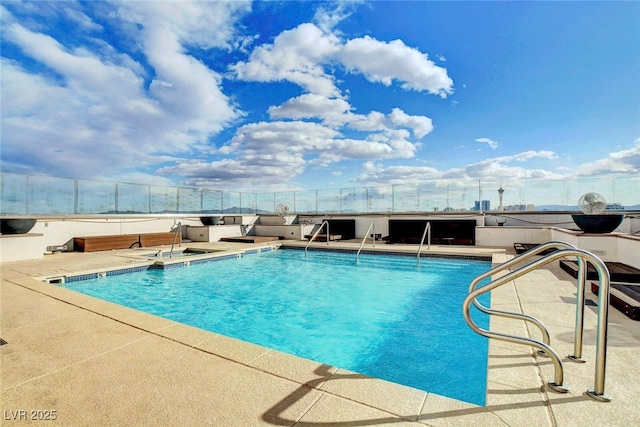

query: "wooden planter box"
xmin=74 ymin=232 xmax=179 ymax=252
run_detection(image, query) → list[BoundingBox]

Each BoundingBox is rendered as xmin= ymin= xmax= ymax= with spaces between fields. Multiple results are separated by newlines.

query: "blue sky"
xmin=1 ymin=0 xmax=639 ymax=193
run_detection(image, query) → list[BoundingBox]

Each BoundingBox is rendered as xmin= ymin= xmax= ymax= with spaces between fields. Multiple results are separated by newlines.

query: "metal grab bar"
xmin=304 ymin=220 xmax=329 ymax=258
xmin=356 ymin=222 xmax=376 ymax=262
xmin=468 ymin=241 xmax=578 ymax=353
xmin=169 ymin=222 xmax=182 ymax=258
xmin=417 ymin=222 xmax=431 ymax=263
xmin=463 ymin=248 xmax=611 ymax=401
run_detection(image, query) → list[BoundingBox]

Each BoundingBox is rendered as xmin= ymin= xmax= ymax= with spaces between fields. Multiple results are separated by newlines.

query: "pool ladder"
xmin=416 ymin=221 xmax=431 ymax=264
xmin=304 ymin=220 xmax=330 ymax=258
xmin=168 ymin=222 xmax=182 ymax=258
xmin=463 ymin=241 xmax=612 ymax=402
xmin=356 ymin=222 xmax=376 ymax=262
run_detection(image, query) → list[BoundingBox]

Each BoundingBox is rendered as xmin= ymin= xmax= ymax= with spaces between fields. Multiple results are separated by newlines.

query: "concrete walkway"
xmin=1 ymin=241 xmax=639 ymax=426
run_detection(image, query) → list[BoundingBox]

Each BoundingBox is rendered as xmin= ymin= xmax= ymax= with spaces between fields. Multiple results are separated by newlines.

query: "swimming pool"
xmin=61 ymin=248 xmax=491 ymax=405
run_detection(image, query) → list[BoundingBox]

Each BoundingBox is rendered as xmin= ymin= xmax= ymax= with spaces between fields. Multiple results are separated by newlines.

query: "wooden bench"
xmin=591 ymin=282 xmax=640 ymax=321
xmin=74 ymin=232 xmax=179 ymax=252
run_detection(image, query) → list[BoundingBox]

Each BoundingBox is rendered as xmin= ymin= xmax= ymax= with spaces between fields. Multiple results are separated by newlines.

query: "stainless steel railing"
xmin=463 ymin=244 xmax=612 ymax=401
xmin=356 ymin=222 xmax=376 ymax=262
xmin=304 ymin=220 xmax=329 ymax=258
xmin=169 ymin=221 xmax=182 ymax=258
xmin=467 ymin=241 xmax=579 ymax=354
xmin=417 ymin=222 xmax=431 ymax=264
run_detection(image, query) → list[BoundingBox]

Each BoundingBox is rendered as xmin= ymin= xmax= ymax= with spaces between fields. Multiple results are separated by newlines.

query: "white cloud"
xmin=119 ymin=0 xmax=252 ymax=50
xmin=268 ymin=94 xmax=352 ymax=123
xmin=354 ymin=150 xmax=562 ymax=185
xmin=338 ymin=36 xmax=454 ymax=98
xmin=475 ymin=137 xmax=499 ymax=150
xmin=0 ymin=1 xmax=248 ymax=179
xmin=231 ymin=23 xmax=342 ymax=97
xmin=268 ymin=95 xmax=433 ymax=140
xmin=313 ymin=0 xmax=362 ymax=34
xmin=389 ymin=108 xmax=433 ymax=139
xmin=64 ymin=7 xmax=103 ymax=32
xmin=575 ymin=138 xmax=640 ymax=176
xmin=232 ymin=23 xmax=454 ymax=99
xmin=160 ymin=120 xmax=420 ymax=186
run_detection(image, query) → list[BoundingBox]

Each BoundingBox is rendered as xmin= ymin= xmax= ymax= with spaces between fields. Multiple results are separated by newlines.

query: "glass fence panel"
xmin=256 ymin=192 xmax=275 ymax=213
xmin=77 ymin=179 xmax=116 ymax=214
xmin=613 ymin=175 xmax=640 ymax=209
xmin=275 ymin=191 xmax=295 ymax=214
xmin=177 ymin=188 xmax=201 ymax=212
xmin=117 ymin=183 xmax=150 ymax=214
xmin=223 ymin=192 xmax=241 ymax=213
xmin=367 ymin=186 xmax=393 ymax=212
xmin=340 ymin=187 xmax=368 ymax=213
xmin=415 ymin=183 xmax=439 ymax=212
xmin=26 ymin=175 xmax=75 ymax=215
xmin=392 ymin=185 xmax=419 ymax=212
xmin=477 ymin=180 xmax=506 ymax=211
xmin=406 ymin=181 xmax=459 ymax=212
xmin=2 ymin=173 xmax=638 ymax=216
xmin=294 ymin=190 xmax=317 ymax=213
xmin=562 ymin=176 xmax=609 ymax=209
xmin=316 ymin=189 xmax=341 ymax=213
xmin=1 ymin=173 xmax=28 ymax=215
xmin=507 ymin=178 xmax=563 ymax=211
xmin=446 ymin=180 xmax=481 ymax=211
xmin=202 ymin=189 xmax=223 ymax=213
xmin=150 ymin=185 xmax=178 ymax=213
xmin=240 ymin=193 xmax=256 ymax=213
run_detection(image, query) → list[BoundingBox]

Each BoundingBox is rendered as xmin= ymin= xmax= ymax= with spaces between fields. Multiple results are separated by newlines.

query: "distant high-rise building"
xmin=474 ymin=200 xmax=491 ymax=211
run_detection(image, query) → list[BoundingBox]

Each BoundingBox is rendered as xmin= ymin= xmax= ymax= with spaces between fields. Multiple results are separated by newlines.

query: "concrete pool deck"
xmin=1 ymin=241 xmax=639 ymax=426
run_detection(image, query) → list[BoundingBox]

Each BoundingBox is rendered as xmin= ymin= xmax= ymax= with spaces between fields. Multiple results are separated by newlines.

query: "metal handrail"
xmin=463 ymin=248 xmax=611 ymax=401
xmin=468 ymin=241 xmax=578 ymax=353
xmin=356 ymin=222 xmax=376 ymax=262
xmin=169 ymin=222 xmax=182 ymax=258
xmin=417 ymin=222 xmax=431 ymax=263
xmin=304 ymin=220 xmax=329 ymax=257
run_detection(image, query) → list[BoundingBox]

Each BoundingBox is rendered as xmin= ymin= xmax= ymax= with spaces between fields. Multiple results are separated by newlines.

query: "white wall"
xmin=476 ymin=227 xmax=551 ymax=248
xmin=550 ymin=228 xmax=640 ymax=266
xmin=253 ymin=224 xmax=315 ymax=240
xmin=185 ymin=225 xmax=244 ymax=242
xmin=0 ymin=233 xmax=44 ymax=262
xmin=258 ymin=215 xmax=296 ymax=226
xmin=618 ymin=236 xmax=640 ymax=268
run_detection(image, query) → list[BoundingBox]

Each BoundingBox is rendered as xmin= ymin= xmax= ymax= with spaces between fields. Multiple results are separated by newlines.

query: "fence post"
xmin=74 ymin=179 xmax=79 ymax=214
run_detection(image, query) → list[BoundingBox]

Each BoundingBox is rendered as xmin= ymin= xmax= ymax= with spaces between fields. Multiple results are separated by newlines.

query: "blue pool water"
xmin=62 ymin=248 xmax=491 ymax=405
